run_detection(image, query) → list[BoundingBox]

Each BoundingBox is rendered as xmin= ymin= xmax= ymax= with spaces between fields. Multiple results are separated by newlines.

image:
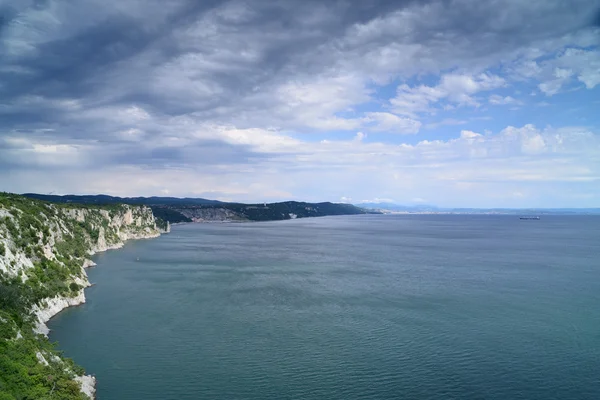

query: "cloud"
xmin=353 ymin=132 xmax=366 ymax=142
xmin=511 ymin=47 xmax=600 ymax=96
xmin=0 ymin=134 xmax=86 ymax=167
xmin=362 ymin=112 xmax=421 ymax=134
xmin=1 ymin=0 xmax=599 ymax=207
xmin=359 ymin=198 xmax=395 ymax=204
xmin=2 ymin=0 xmax=596 ymax=133
xmin=460 ymin=130 xmax=482 ymax=139
xmin=390 ymin=73 xmax=505 ymax=117
xmin=2 ymin=121 xmax=597 ymax=206
xmin=489 ymin=95 xmax=522 ymax=105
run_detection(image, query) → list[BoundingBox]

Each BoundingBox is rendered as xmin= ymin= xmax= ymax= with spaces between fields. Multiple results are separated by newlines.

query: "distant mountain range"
xmin=23 ymin=194 xmax=376 ymax=223
xmin=23 ymin=193 xmax=223 ymax=206
xmin=357 ymin=202 xmax=600 ymax=215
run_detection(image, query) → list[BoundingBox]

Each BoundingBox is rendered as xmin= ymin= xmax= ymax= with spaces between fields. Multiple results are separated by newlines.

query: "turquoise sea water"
xmin=49 ymin=215 xmax=600 ymax=399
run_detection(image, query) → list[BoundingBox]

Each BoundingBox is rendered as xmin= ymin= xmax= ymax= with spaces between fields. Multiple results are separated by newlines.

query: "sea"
xmin=49 ymin=214 xmax=600 ymax=399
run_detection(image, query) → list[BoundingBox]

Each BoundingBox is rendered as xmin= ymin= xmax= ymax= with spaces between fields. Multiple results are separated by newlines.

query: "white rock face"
xmin=75 ymin=375 xmax=97 ymax=399
xmin=42 ymin=243 xmax=55 ymax=260
xmin=123 ymin=209 xmax=134 ymax=225
xmin=0 ymin=239 xmax=35 ymax=278
xmin=36 ymin=351 xmax=49 ymax=366
xmin=63 ymin=208 xmax=87 ymax=222
xmin=32 ymin=291 xmax=87 ymax=336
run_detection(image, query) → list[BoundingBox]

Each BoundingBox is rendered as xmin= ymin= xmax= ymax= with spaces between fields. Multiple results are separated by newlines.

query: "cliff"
xmin=174 ymin=207 xmax=247 ymax=222
xmin=0 ymin=193 xmax=162 ymax=399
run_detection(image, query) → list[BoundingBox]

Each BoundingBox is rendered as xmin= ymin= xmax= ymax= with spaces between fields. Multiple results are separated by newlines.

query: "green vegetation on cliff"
xmin=0 ymin=314 xmax=86 ymax=400
xmin=0 ymin=193 xmax=160 ymax=399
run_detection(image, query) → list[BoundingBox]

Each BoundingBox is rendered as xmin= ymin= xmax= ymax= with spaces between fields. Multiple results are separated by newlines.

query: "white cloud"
xmin=562 ymin=48 xmax=600 ymax=89
xmin=513 ymin=48 xmax=600 ymax=96
xmin=391 ymin=73 xmax=505 ymax=117
xmin=354 ymin=132 xmax=366 ymax=142
xmin=389 ymin=84 xmax=446 ymax=117
xmin=225 ymin=73 xmax=369 ymax=131
xmin=74 ymin=105 xmax=152 ymax=124
xmin=211 ymin=125 xmax=301 ymax=153
xmin=521 ymin=134 xmax=546 ymax=154
xmin=538 ymin=67 xmax=574 ymax=96
xmin=118 ymin=128 xmax=145 ymax=141
xmin=31 ymin=143 xmax=78 ymax=154
xmin=2 ymin=122 xmax=598 ymax=207
xmin=489 ymin=95 xmax=522 ymax=105
xmin=460 ymin=130 xmax=482 ymax=139
xmin=513 ymin=61 xmax=543 ymax=79
xmin=361 ymin=112 xmax=421 ymax=134
xmin=122 ymin=106 xmax=151 ymax=121
xmin=440 ymin=74 xmax=505 ymax=101
xmin=499 ymin=125 xmax=547 ymax=154
xmin=1 ymin=135 xmax=85 ymax=167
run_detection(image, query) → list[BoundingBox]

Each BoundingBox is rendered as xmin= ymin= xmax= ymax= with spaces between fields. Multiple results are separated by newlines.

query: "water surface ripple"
xmin=49 ymin=215 xmax=600 ymax=399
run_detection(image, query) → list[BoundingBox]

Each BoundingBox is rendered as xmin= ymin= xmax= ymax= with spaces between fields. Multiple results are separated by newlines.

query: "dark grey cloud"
xmin=0 ymin=0 xmax=413 ymax=105
xmin=2 ymin=0 xmax=594 ymax=116
xmin=0 ymin=1 xmax=374 ymax=134
xmin=593 ymin=7 xmax=600 ymax=26
xmin=1 ymin=0 xmax=438 ymax=151
xmin=0 ymin=5 xmax=16 ymax=33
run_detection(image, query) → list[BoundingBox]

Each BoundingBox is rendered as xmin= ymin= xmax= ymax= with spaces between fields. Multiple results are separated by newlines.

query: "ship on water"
xmin=520 ymin=216 xmax=540 ymax=220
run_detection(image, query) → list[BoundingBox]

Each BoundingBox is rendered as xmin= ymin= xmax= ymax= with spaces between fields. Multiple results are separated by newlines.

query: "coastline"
xmin=0 ymin=196 xmax=170 ymax=399
xmin=34 ymin=231 xmax=161 ymax=335
xmin=33 ymin=231 xmax=163 ymax=399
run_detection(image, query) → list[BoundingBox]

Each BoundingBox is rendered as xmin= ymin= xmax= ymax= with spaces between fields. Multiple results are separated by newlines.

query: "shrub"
xmin=69 ymin=282 xmax=80 ymax=293
xmin=3 ymin=217 xmax=18 ymax=238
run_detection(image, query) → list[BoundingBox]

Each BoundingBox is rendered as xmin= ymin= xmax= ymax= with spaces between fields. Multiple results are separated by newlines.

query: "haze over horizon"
xmin=1 ymin=1 xmax=599 ymax=208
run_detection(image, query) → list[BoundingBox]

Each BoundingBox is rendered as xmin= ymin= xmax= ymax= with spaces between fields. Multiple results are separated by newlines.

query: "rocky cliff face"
xmin=0 ymin=194 xmax=162 ymax=399
xmin=1 ymin=201 xmax=159 ymax=280
xmin=175 ymin=207 xmax=247 ymax=222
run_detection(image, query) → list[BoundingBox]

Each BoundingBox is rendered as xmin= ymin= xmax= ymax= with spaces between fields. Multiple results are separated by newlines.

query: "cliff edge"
xmin=0 ymin=193 xmax=162 ymax=399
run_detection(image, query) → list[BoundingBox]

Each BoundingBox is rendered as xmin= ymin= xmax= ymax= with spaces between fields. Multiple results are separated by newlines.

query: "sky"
xmin=0 ymin=0 xmax=599 ymax=207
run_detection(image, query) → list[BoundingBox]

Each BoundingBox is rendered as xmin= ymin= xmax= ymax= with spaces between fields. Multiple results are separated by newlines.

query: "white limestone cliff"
xmin=0 ymin=200 xmax=163 ymax=399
